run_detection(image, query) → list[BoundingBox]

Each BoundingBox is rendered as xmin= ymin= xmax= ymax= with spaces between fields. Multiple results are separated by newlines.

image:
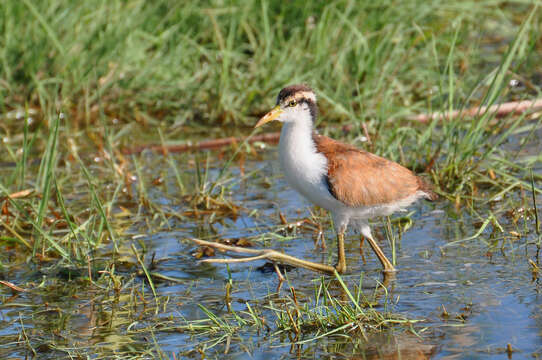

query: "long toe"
xmin=383 ymin=266 xmax=397 ymax=273
xmin=334 ymin=263 xmax=346 ymax=274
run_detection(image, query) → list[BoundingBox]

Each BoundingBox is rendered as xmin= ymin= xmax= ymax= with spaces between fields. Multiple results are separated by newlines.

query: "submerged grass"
xmin=170 ymin=273 xmax=413 ymax=356
xmin=1 ymin=0 xmax=542 ymax=358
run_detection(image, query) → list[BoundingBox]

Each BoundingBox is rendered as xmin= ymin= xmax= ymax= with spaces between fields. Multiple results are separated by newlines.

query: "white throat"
xmin=278 ymin=116 xmax=334 ymax=209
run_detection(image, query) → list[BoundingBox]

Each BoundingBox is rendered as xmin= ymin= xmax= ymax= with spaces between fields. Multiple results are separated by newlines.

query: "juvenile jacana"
xmin=192 ymin=84 xmax=437 ymax=275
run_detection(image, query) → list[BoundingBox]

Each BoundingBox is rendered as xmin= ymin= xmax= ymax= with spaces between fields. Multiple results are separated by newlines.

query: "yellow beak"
xmin=255 ymin=105 xmax=283 ymax=128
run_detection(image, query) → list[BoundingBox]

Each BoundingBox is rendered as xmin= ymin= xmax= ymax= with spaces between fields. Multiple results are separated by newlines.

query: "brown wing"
xmin=313 ymin=134 xmax=436 ymax=207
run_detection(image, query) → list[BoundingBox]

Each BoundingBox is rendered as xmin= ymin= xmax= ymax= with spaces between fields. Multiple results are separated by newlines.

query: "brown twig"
xmin=0 ymin=280 xmax=26 ymax=292
xmin=122 ymin=132 xmax=281 ymax=155
xmin=408 ymin=98 xmax=542 ymax=123
xmin=122 ymin=98 xmax=542 ymax=154
xmin=0 ymin=189 xmax=34 ymax=201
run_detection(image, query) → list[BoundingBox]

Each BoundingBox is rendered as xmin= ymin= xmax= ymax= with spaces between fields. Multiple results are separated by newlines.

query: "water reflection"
xmin=0 ymin=149 xmax=541 ymax=359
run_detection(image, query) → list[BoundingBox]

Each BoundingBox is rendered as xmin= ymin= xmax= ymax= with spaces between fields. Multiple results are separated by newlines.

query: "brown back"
xmin=313 ymin=134 xmax=436 ymax=207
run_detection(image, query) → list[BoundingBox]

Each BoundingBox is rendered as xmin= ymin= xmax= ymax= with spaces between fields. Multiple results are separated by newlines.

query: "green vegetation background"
xmin=2 ymin=0 xmax=539 ymax=127
xmin=0 ymin=1 xmax=541 ymax=358
xmin=1 ymin=0 xmax=541 ymax=261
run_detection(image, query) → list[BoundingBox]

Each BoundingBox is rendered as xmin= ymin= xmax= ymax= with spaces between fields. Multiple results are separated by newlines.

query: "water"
xmin=0 ymin=136 xmax=541 ymax=359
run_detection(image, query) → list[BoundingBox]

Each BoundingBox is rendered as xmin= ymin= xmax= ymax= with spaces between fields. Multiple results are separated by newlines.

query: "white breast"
xmin=278 ymin=122 xmax=339 ymax=210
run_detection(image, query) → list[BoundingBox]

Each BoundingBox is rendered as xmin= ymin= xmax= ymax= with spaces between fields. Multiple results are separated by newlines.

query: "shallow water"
xmin=0 ymin=129 xmax=541 ymax=359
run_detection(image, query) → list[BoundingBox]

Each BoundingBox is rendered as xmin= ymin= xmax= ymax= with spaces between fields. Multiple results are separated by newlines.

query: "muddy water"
xmin=0 ymin=136 xmax=541 ymax=359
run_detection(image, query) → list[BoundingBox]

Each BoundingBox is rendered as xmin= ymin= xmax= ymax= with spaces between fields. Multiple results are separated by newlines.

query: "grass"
xmin=1 ymin=1 xmax=539 ymax=127
xmin=178 ymin=273 xmax=415 ymax=353
xmin=1 ymin=0 xmax=542 ymax=358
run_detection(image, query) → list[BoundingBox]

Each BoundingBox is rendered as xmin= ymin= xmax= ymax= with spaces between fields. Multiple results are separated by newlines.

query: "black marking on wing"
xmin=323 ymin=175 xmax=340 ymax=201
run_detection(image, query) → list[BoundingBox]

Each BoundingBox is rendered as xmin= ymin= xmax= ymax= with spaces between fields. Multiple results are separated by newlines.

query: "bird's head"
xmin=255 ymin=84 xmax=317 ymax=128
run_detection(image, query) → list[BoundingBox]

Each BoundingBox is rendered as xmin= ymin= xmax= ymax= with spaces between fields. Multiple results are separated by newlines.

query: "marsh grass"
xmin=2 ymin=1 xmax=539 ymax=127
xmin=271 ymin=273 xmax=417 ymax=341
xmin=1 ymin=0 xmax=542 ymax=358
xmin=167 ymin=273 xmax=414 ymax=356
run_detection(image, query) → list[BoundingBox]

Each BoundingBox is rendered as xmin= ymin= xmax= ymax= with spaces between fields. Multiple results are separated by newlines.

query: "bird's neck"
xmin=279 ymin=118 xmax=327 ymax=187
xmin=279 ymin=119 xmax=317 ymax=157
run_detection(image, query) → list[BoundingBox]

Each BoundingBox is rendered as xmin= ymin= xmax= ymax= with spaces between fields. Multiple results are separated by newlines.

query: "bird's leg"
xmin=381 ymin=270 xmax=396 ymax=287
xmin=360 ymin=225 xmax=396 ymax=273
xmin=189 ymin=238 xmax=337 ymax=274
xmin=335 ymin=232 xmax=347 ymax=274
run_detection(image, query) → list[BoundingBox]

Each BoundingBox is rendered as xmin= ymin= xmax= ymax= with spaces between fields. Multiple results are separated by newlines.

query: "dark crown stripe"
xmin=276 ymin=84 xmax=314 ymax=103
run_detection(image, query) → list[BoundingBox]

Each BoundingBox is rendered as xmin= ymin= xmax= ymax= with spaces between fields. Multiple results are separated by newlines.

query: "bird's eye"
xmin=288 ymin=100 xmax=297 ymax=107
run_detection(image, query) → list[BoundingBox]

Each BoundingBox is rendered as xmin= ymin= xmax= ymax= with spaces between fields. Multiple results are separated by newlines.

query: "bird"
xmin=191 ymin=84 xmax=437 ymax=275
